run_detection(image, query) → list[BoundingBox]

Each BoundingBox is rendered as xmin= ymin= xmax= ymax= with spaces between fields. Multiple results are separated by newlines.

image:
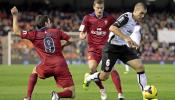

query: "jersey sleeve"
xmin=113 ymin=13 xmax=129 ymax=28
xmin=20 ymin=30 xmax=36 ymax=41
xmin=79 ymin=15 xmax=88 ymax=32
xmin=59 ymin=30 xmax=70 ymax=41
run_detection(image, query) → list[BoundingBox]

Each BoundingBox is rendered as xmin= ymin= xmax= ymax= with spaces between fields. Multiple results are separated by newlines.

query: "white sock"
xmin=137 ymin=71 xmax=147 ymax=91
xmin=125 ymin=64 xmax=130 ymax=72
xmin=86 ymin=72 xmax=100 ymax=82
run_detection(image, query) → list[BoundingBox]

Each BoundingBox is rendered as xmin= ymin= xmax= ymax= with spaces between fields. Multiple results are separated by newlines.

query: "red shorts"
xmin=36 ymin=64 xmax=74 ymax=88
xmin=87 ymin=51 xmax=102 ymax=64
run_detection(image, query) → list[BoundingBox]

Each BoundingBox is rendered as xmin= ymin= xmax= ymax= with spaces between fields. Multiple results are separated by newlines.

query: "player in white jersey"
xmin=124 ymin=25 xmax=142 ymax=74
xmin=83 ymin=2 xmax=150 ymax=100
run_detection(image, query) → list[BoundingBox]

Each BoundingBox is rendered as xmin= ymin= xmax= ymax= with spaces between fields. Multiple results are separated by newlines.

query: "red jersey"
xmin=79 ymin=12 xmax=115 ymax=52
xmin=20 ymin=28 xmax=70 ymax=66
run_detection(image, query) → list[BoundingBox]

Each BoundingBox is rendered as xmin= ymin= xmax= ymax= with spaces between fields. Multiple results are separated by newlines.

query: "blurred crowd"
xmin=0 ymin=10 xmax=175 ymax=64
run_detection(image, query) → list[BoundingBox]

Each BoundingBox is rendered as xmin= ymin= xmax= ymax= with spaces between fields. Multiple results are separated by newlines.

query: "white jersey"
xmin=108 ymin=12 xmax=138 ymax=45
xmin=130 ymin=25 xmax=141 ymax=46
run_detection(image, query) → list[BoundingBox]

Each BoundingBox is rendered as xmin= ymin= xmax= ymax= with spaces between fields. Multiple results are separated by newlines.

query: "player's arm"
xmin=61 ymin=38 xmax=72 ymax=49
xmin=109 ymin=14 xmax=138 ymax=48
xmin=79 ymin=16 xmax=88 ymax=40
xmin=11 ymin=6 xmax=21 ymax=36
xmin=79 ymin=32 xmax=87 ymax=40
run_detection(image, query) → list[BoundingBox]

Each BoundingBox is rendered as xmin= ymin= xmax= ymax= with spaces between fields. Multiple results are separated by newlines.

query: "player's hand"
xmin=124 ymin=37 xmax=139 ymax=49
xmin=79 ymin=32 xmax=86 ymax=40
xmin=11 ymin=6 xmax=18 ymax=16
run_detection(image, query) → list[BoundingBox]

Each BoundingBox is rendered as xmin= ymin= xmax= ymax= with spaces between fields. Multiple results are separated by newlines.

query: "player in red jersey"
xmin=11 ymin=7 xmax=75 ymax=100
xmin=79 ymin=0 xmax=124 ymax=100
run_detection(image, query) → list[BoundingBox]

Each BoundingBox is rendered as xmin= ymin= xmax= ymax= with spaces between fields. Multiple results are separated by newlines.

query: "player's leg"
xmin=24 ymin=67 xmax=38 ymax=100
xmin=52 ymin=66 xmax=75 ymax=99
xmin=51 ymin=85 xmax=75 ymax=100
xmin=85 ymin=52 xmax=104 ymax=90
xmin=85 ymin=51 xmax=118 ymax=82
xmin=111 ymin=68 xmax=125 ymax=100
xmin=124 ymin=64 xmax=130 ymax=74
xmin=83 ymin=52 xmax=116 ymax=100
xmin=127 ymin=59 xmax=147 ymax=91
xmin=85 ymin=52 xmax=106 ymax=100
xmin=120 ymin=46 xmax=147 ymax=92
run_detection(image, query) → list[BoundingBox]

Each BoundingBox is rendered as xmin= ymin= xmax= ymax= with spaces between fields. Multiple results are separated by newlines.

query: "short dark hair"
xmin=35 ymin=15 xmax=49 ymax=29
xmin=134 ymin=2 xmax=147 ymax=10
xmin=93 ymin=0 xmax=104 ymax=6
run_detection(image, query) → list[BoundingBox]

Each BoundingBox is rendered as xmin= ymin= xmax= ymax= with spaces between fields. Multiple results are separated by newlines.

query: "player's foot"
xmin=24 ymin=97 xmax=31 ymax=100
xmin=51 ymin=91 xmax=59 ymax=100
xmin=83 ymin=73 xmax=91 ymax=90
xmin=100 ymin=89 xmax=107 ymax=100
xmin=118 ymin=93 xmax=125 ymax=100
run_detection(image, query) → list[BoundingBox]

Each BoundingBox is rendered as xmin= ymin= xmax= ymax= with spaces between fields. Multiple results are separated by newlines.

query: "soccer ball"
xmin=143 ymin=85 xmax=158 ymax=99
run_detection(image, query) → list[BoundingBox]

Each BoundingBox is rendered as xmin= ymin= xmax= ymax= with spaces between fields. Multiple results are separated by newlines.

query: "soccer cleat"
xmin=118 ymin=93 xmax=125 ymax=100
xmin=83 ymin=73 xmax=91 ymax=90
xmin=51 ymin=91 xmax=59 ymax=100
xmin=24 ymin=97 xmax=31 ymax=100
xmin=100 ymin=89 xmax=107 ymax=100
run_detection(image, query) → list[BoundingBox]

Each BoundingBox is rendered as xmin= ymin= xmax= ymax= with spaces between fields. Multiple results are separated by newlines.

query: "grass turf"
xmin=0 ymin=64 xmax=175 ymax=100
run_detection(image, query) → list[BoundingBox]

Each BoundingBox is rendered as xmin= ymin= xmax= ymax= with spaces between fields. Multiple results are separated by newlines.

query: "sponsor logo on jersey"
xmin=91 ymin=28 xmax=107 ymax=36
xmin=22 ymin=30 xmax=27 ymax=35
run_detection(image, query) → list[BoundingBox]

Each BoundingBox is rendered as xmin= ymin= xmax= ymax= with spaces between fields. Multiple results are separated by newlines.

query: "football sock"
xmin=27 ymin=73 xmax=38 ymax=97
xmin=125 ymin=64 xmax=130 ymax=72
xmin=86 ymin=72 xmax=100 ymax=82
xmin=90 ymin=72 xmax=104 ymax=89
xmin=94 ymin=80 xmax=104 ymax=89
xmin=58 ymin=89 xmax=73 ymax=98
xmin=137 ymin=71 xmax=147 ymax=91
xmin=111 ymin=70 xmax=123 ymax=93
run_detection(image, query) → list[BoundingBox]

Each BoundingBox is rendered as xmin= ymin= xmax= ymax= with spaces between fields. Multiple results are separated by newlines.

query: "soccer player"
xmin=84 ymin=2 xmax=148 ymax=99
xmin=11 ymin=7 xmax=75 ymax=100
xmin=79 ymin=0 xmax=124 ymax=100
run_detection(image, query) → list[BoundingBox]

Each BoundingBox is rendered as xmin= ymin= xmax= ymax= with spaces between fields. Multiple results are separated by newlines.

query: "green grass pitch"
xmin=0 ymin=64 xmax=175 ymax=100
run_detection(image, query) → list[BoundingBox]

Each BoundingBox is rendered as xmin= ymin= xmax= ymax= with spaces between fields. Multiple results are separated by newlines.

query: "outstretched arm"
xmin=11 ymin=6 xmax=21 ymax=35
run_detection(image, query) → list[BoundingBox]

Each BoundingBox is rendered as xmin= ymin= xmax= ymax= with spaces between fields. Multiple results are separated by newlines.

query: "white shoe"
xmin=51 ymin=91 xmax=59 ymax=100
xmin=24 ymin=97 xmax=31 ymax=100
xmin=100 ymin=89 xmax=107 ymax=100
xmin=118 ymin=93 xmax=125 ymax=100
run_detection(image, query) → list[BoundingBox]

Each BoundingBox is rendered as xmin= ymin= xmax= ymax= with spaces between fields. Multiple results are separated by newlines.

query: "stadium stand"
xmin=0 ymin=9 xmax=174 ymax=64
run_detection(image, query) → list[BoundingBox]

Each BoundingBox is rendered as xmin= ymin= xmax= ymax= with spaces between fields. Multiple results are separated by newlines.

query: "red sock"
xmin=57 ymin=90 xmax=73 ymax=98
xmin=95 ymin=81 xmax=104 ymax=89
xmin=27 ymin=73 xmax=38 ymax=97
xmin=111 ymin=70 xmax=123 ymax=93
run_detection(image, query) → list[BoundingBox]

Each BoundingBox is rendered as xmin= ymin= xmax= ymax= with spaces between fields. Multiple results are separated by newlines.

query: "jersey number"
xmin=44 ymin=37 xmax=55 ymax=53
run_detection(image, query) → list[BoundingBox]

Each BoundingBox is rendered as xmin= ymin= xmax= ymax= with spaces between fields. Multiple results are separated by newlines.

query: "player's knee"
xmin=90 ymin=67 xmax=97 ymax=74
xmin=135 ymin=64 xmax=144 ymax=72
xmin=65 ymin=86 xmax=75 ymax=98
xmin=89 ymin=65 xmax=98 ymax=73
